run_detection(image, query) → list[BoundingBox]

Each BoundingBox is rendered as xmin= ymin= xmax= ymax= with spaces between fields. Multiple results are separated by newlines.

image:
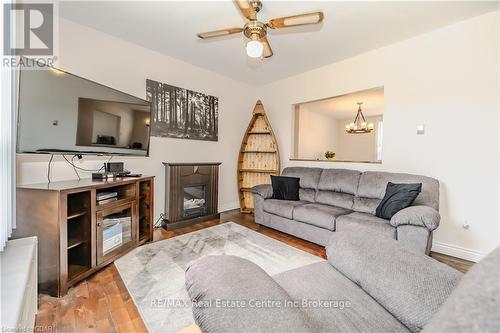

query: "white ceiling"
xmin=299 ymin=86 xmax=384 ymax=119
xmin=57 ymin=1 xmax=500 ymax=85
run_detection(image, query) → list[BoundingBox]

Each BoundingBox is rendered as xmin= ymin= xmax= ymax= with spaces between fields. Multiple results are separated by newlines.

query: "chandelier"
xmin=345 ymin=102 xmax=374 ymax=134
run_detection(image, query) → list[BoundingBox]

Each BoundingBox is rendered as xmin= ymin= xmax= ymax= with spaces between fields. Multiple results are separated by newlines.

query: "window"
xmin=0 ymin=17 xmax=16 ymax=251
xmin=377 ymin=121 xmax=384 ymax=161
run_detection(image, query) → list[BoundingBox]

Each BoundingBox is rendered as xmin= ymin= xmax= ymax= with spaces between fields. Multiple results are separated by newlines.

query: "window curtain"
xmin=0 ymin=18 xmax=16 ymax=252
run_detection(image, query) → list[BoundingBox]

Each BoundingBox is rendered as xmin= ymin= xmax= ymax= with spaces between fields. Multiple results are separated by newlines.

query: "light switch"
xmin=416 ymin=124 xmax=425 ymax=135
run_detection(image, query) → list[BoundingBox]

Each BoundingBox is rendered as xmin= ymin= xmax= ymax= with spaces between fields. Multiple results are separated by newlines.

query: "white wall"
xmin=16 ymin=17 xmax=256 ymax=218
xmin=295 ymin=106 xmax=337 ymax=160
xmin=256 ymin=11 xmax=500 ymax=260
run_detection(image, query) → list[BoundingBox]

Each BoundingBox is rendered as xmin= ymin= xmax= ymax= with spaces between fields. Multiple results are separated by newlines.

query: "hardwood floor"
xmin=35 ymin=209 xmax=473 ymax=332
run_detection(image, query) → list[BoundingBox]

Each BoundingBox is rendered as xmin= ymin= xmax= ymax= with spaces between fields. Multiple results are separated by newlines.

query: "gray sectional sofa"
xmin=186 ymin=225 xmax=500 ymax=333
xmin=252 ymin=167 xmax=440 ymax=254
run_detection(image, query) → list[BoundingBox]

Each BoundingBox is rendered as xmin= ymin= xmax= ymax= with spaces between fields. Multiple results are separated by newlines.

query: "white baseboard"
xmin=432 ymin=241 xmax=486 ymax=262
xmin=219 ymin=201 xmax=240 ymax=213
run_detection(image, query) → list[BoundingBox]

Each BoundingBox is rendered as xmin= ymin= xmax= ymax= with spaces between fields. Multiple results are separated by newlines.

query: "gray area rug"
xmin=115 ymin=222 xmax=323 ymax=333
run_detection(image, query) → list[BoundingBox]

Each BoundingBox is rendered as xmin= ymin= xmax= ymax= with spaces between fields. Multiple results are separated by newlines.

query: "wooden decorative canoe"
xmin=238 ymin=100 xmax=280 ymax=213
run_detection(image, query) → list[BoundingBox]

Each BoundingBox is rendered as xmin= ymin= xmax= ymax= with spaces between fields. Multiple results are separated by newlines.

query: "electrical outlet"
xmin=416 ymin=124 xmax=425 ymax=135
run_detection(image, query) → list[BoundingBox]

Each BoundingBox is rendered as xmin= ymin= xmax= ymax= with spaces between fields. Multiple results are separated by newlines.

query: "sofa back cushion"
xmin=318 ymin=169 xmax=361 ymax=195
xmin=356 ymin=171 xmax=440 ymax=211
xmin=326 ymin=224 xmax=462 ymax=333
xmin=316 ymin=191 xmax=355 ymax=210
xmin=282 ymin=167 xmax=322 ymax=202
xmin=282 ymin=167 xmax=322 ymax=189
xmin=314 ymin=169 xmax=361 ymax=209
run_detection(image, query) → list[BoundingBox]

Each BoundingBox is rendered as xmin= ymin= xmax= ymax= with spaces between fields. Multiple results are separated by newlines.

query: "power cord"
xmin=47 ymin=154 xmax=54 ymax=183
xmin=64 ymin=155 xmax=81 ymax=180
xmin=154 ymin=213 xmax=166 ymax=229
xmin=62 ymin=154 xmax=114 ymax=176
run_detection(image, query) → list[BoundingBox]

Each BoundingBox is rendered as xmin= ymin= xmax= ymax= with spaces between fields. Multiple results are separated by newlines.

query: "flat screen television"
xmin=17 ymin=62 xmax=151 ymax=156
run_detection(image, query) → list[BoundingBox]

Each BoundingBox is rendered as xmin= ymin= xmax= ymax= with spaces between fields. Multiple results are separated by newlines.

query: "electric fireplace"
xmin=183 ymin=185 xmax=207 ymax=218
xmin=162 ymin=162 xmax=221 ymax=229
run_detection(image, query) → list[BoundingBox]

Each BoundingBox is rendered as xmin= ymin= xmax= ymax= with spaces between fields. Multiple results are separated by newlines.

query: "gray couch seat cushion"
xmin=186 ymin=255 xmax=313 ymax=333
xmin=326 ymin=225 xmax=463 ymax=333
xmin=263 ymin=199 xmax=308 ymax=219
xmin=273 ymin=261 xmax=410 ymax=333
xmin=422 ymin=247 xmax=500 ymax=333
xmin=336 ymin=212 xmax=396 ymax=238
xmin=294 ymin=203 xmax=352 ymax=231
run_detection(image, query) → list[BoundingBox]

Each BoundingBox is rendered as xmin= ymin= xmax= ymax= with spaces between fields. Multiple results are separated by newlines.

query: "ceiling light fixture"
xmin=345 ymin=102 xmax=374 ymax=134
xmin=197 ymin=0 xmax=324 ymax=59
xmin=246 ymin=33 xmax=263 ymax=58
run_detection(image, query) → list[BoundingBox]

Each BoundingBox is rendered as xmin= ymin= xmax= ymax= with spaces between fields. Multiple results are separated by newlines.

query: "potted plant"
xmin=325 ymin=151 xmax=335 ymax=160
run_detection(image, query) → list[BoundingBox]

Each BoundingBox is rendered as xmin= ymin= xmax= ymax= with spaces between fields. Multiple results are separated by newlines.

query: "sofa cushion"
xmin=376 ymin=182 xmax=422 ymax=219
xmin=357 ymin=171 xmax=440 ymax=210
xmin=271 ymin=175 xmax=300 ymax=201
xmin=274 ymin=261 xmax=411 ymax=333
xmin=263 ymin=199 xmax=307 ymax=219
xmin=293 ymin=203 xmax=352 ymax=231
xmin=282 ymin=167 xmax=322 ymax=190
xmin=186 ymin=255 xmax=313 ymax=332
xmin=262 ymin=213 xmax=334 ymax=246
xmin=326 ymin=225 xmax=463 ymax=333
xmin=318 ymin=168 xmax=361 ymax=195
xmin=352 ymin=196 xmax=381 ymax=214
xmin=300 ymin=188 xmax=316 ymax=202
xmin=316 ymin=191 xmax=354 ymax=210
xmin=336 ymin=212 xmax=396 ymax=238
xmin=422 ymin=247 xmax=500 ymax=333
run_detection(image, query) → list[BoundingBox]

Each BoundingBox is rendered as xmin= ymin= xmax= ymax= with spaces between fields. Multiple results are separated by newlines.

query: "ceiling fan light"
xmin=246 ymin=40 xmax=264 ymax=58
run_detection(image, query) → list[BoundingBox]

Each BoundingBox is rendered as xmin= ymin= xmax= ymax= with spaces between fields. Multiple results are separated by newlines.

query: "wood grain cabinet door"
xmin=96 ymin=200 xmax=137 ymax=265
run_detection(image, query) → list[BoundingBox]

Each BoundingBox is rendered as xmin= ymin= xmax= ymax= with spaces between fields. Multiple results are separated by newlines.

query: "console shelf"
xmin=14 ymin=176 xmax=155 ymax=297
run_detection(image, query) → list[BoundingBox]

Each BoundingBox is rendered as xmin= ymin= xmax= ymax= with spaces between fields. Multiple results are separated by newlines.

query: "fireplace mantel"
xmin=162 ymin=162 xmax=222 ymax=167
xmin=162 ymin=162 xmax=221 ymax=229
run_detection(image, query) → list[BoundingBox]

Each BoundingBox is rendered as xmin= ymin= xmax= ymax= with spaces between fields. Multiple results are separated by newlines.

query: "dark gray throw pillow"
xmin=376 ymin=182 xmax=422 ymax=219
xmin=271 ymin=175 xmax=300 ymax=201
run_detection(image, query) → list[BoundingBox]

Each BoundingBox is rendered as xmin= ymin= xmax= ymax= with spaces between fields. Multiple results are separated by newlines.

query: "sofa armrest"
xmin=185 ymin=255 xmax=312 ymax=333
xmin=390 ymin=205 xmax=440 ymax=231
xmin=251 ymin=184 xmax=273 ymax=199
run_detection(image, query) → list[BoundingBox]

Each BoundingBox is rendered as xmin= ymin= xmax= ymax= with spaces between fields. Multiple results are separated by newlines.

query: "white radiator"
xmin=0 ymin=236 xmax=38 ymax=331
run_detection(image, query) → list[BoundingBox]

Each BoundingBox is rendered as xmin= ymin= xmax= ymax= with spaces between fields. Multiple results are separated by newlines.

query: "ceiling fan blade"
xmin=267 ymin=12 xmax=324 ymax=29
xmin=197 ymin=28 xmax=243 ymax=39
xmin=233 ymin=0 xmax=257 ymax=20
xmin=261 ymin=36 xmax=273 ymax=58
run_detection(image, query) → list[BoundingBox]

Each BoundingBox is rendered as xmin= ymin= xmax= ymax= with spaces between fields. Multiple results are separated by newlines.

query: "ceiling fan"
xmin=197 ymin=0 xmax=324 ymax=59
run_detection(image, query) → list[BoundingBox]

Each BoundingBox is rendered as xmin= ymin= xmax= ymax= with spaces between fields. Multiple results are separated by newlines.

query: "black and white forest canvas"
xmin=146 ymin=79 xmax=218 ymax=141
